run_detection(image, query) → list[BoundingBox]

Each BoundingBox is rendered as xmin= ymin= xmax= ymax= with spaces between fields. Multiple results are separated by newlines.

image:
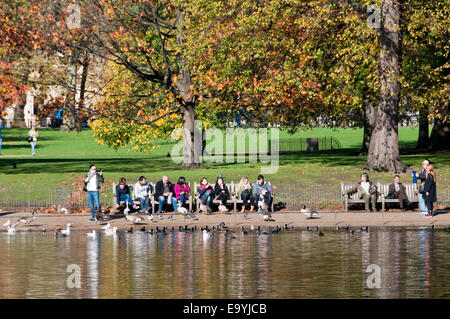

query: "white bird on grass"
xmin=301 ymin=205 xmax=319 ymax=219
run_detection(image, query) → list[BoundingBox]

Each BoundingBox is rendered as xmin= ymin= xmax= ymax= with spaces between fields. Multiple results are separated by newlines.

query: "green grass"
xmin=0 ymin=127 xmax=448 ymax=208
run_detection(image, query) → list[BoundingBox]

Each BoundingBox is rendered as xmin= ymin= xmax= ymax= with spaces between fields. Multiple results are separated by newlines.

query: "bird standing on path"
xmin=301 ymin=205 xmax=319 ymax=219
xmin=18 ymin=211 xmax=37 ymax=225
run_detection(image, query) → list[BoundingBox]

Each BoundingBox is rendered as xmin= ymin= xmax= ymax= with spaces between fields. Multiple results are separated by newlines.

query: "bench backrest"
xmin=113 ymin=181 xmax=272 ymax=198
xmin=377 ymin=182 xmax=418 ymax=200
xmin=342 ymin=182 xmax=418 ymax=200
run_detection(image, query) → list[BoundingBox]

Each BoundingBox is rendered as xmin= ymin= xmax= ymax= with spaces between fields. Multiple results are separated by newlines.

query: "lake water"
xmin=0 ymin=228 xmax=449 ymax=298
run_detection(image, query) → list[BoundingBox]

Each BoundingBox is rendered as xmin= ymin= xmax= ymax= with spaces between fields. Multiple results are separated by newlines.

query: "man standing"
xmin=343 ymin=173 xmax=378 ymax=212
xmin=414 ymin=159 xmax=430 ymax=214
xmin=154 ymin=175 xmax=178 ymax=214
xmin=388 ymin=175 xmax=409 ymax=211
xmin=84 ymin=165 xmax=104 ymax=221
xmin=253 ymin=175 xmax=273 ymax=213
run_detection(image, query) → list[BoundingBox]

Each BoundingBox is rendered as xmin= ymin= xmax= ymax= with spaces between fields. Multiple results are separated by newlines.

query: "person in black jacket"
xmin=423 ymin=164 xmax=437 ymax=217
xmin=414 ymin=159 xmax=430 ymax=213
xmin=154 ymin=175 xmax=178 ymax=213
xmin=214 ymin=177 xmax=230 ymax=205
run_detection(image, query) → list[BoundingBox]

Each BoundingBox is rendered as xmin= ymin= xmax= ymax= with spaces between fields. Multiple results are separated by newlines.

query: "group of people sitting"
xmin=342 ymin=159 xmax=437 ymax=216
xmin=115 ymin=174 xmax=274 ymax=215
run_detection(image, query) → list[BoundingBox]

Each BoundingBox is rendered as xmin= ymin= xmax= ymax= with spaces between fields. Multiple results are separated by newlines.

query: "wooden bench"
xmin=341 ymin=182 xmax=419 ymax=212
xmin=193 ymin=181 xmax=275 ymax=213
xmin=377 ymin=183 xmax=418 ymax=211
xmin=112 ymin=182 xmax=193 ymax=213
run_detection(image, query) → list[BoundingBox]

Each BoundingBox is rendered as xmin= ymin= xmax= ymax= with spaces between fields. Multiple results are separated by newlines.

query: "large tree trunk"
xmin=428 ymin=118 xmax=450 ymax=150
xmin=176 ymin=9 xmax=200 ymax=168
xmin=416 ymin=106 xmax=429 ymax=149
xmin=61 ymin=51 xmax=78 ymax=131
xmin=181 ymin=104 xmax=200 ymax=168
xmin=361 ymin=93 xmax=376 ymax=155
xmin=365 ymin=0 xmax=407 ymax=173
xmin=76 ymin=59 xmax=89 ymax=132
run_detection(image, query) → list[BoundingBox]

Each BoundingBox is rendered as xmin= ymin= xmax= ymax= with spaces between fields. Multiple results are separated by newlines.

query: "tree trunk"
xmin=176 ymin=9 xmax=200 ymax=168
xmin=416 ymin=106 xmax=429 ymax=149
xmin=181 ymin=104 xmax=200 ymax=168
xmin=365 ymin=0 xmax=407 ymax=173
xmin=361 ymin=95 xmax=376 ymax=155
xmin=77 ymin=59 xmax=89 ymax=132
xmin=61 ymin=51 xmax=78 ymax=131
xmin=428 ymin=118 xmax=450 ymax=150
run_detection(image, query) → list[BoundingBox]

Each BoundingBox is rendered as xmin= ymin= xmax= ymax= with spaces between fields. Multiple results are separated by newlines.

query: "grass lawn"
xmin=0 ymin=127 xmax=448 ymax=210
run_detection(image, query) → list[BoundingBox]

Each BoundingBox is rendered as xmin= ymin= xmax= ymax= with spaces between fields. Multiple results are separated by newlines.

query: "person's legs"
xmin=397 ymin=193 xmax=407 ymax=210
xmin=179 ymin=194 xmax=186 ymax=206
xmin=171 ymin=197 xmax=178 ymax=211
xmin=370 ymin=194 xmax=377 ymax=212
xmin=0 ymin=137 xmax=2 ymax=154
xmin=158 ymin=196 xmax=166 ymax=212
xmin=425 ymin=201 xmax=433 ymax=214
xmin=264 ymin=193 xmax=273 ymax=212
xmin=143 ymin=195 xmax=149 ymax=210
xmin=362 ymin=193 xmax=370 ymax=211
xmin=87 ymin=191 xmax=96 ymax=219
xmin=418 ymin=193 xmax=427 ymax=212
xmin=93 ymin=191 xmax=102 ymax=218
xmin=120 ymin=194 xmax=134 ymax=206
xmin=206 ymin=195 xmax=212 ymax=207
xmin=31 ymin=142 xmax=36 ymax=155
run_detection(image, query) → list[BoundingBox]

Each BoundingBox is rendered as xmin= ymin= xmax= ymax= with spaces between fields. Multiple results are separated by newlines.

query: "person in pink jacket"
xmin=174 ymin=176 xmax=191 ymax=207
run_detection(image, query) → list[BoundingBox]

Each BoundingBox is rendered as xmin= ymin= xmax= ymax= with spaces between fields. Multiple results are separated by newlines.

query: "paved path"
xmin=1 ymin=210 xmax=449 ymax=232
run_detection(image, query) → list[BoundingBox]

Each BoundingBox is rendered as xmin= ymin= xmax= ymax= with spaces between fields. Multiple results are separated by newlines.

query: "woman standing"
xmin=28 ymin=126 xmax=39 ymax=156
xmin=423 ymin=164 xmax=437 ymax=217
xmin=236 ymin=177 xmax=254 ymax=213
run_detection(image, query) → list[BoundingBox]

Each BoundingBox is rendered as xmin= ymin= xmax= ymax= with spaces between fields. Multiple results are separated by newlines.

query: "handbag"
xmin=418 ymin=184 xmax=425 ymax=194
xmin=26 ymin=136 xmax=33 ymax=143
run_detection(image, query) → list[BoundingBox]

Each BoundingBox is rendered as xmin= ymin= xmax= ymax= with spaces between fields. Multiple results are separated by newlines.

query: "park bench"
xmin=193 ymin=181 xmax=275 ymax=213
xmin=112 ymin=182 xmax=193 ymax=213
xmin=341 ymin=182 xmax=419 ymax=212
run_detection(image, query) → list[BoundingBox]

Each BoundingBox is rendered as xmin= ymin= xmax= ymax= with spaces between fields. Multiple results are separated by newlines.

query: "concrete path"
xmin=1 ymin=210 xmax=449 ymax=232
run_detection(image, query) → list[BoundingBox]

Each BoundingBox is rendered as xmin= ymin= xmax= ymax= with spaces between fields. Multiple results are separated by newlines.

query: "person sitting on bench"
xmin=387 ymin=175 xmax=410 ymax=211
xmin=134 ymin=176 xmax=153 ymax=213
xmin=116 ymin=177 xmax=138 ymax=209
xmin=342 ymin=173 xmax=377 ymax=212
xmin=174 ymin=176 xmax=191 ymax=207
xmin=253 ymin=174 xmax=273 ymax=213
xmin=155 ymin=175 xmax=178 ymax=214
xmin=198 ymin=178 xmax=214 ymax=208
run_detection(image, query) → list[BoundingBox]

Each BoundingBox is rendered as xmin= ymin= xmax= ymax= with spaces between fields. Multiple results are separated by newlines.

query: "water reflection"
xmin=0 ymin=228 xmax=449 ymax=298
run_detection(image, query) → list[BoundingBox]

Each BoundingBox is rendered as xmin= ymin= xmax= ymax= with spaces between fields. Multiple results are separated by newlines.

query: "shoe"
xmin=425 ymin=213 xmax=432 ymax=218
xmin=89 ymin=218 xmax=96 ymax=222
xmin=420 ymin=211 xmax=428 ymax=215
